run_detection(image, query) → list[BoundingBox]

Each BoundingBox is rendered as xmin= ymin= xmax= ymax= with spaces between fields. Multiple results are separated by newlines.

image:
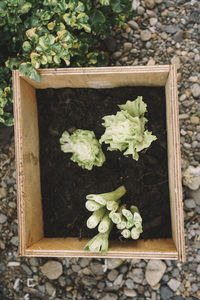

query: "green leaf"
xmin=19 ymin=63 xmax=41 ymax=82
xmin=111 ymin=0 xmax=123 ymax=13
xmin=20 ymin=2 xmax=32 ymax=14
xmin=22 ymin=41 xmax=32 ymax=52
xmin=90 ymin=10 xmax=106 ymax=31
xmin=100 ymin=0 xmax=110 ymax=5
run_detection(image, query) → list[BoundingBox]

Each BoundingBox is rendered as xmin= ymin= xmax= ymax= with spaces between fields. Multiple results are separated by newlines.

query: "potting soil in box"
xmin=36 ymin=87 xmax=171 ymax=240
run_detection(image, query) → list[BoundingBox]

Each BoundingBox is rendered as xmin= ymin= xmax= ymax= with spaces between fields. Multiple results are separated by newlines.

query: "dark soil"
xmin=36 ymin=86 xmax=171 ymax=240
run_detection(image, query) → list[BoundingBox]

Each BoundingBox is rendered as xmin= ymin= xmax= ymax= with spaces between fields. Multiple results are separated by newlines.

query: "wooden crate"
xmin=13 ymin=65 xmax=185 ymax=260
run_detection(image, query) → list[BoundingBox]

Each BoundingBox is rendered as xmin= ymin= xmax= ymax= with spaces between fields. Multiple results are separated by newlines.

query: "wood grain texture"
xmin=165 ymin=65 xmax=186 ymax=261
xmin=19 ymin=66 xmax=170 ymax=89
xmin=13 ymin=71 xmax=43 ymax=255
xmin=25 ymin=237 xmax=178 ymax=259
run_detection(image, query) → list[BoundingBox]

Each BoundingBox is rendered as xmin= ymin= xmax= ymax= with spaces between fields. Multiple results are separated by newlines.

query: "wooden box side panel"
xmin=19 ymin=66 xmax=169 ymax=89
xmin=13 ymin=71 xmax=43 ymax=255
xmin=165 ymin=65 xmax=185 ymax=261
xmin=25 ymin=237 xmax=178 ymax=260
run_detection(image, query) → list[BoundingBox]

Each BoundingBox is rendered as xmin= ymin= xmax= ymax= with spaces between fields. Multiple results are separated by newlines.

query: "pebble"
xmin=173 ymin=30 xmax=184 ymax=42
xmin=107 ymin=259 xmax=124 ymax=270
xmin=0 ymin=214 xmax=7 ymax=224
xmin=10 ymin=236 xmax=18 ymax=246
xmin=113 ymin=274 xmax=123 ymax=286
xmin=79 ymin=258 xmax=90 ymax=268
xmin=150 ymin=18 xmax=158 ymax=26
xmin=140 ymin=30 xmax=152 ymax=41
xmin=123 ymin=42 xmax=132 ymax=52
xmin=184 ymin=199 xmax=196 ymax=209
xmin=160 ymin=286 xmax=174 ymax=300
xmin=183 ymin=166 xmax=200 ymax=190
xmin=21 ymin=264 xmax=33 ymax=276
xmin=145 ymin=260 xmax=166 ymax=287
xmin=41 ymin=261 xmax=63 ymax=280
xmin=132 ymin=268 xmax=144 ymax=283
xmin=81 ymin=276 xmax=97 ymax=286
xmin=90 ymin=261 xmax=104 ymax=276
xmin=123 ymin=288 xmax=137 ymax=297
xmin=125 ymin=278 xmax=134 ymax=289
xmin=7 ymin=261 xmax=20 ymax=267
xmin=165 ymin=25 xmax=179 ymax=34
xmin=145 ymin=0 xmax=155 ymax=9
xmin=128 ymin=20 xmax=139 ymax=30
xmin=107 ymin=270 xmax=118 ymax=281
xmin=112 ymin=51 xmax=122 ymax=59
xmin=167 ymin=279 xmax=181 ymax=292
xmin=45 ymin=282 xmax=56 ymax=296
xmin=189 ymin=189 xmax=200 ymax=205
xmin=102 ymin=293 xmax=118 ymax=300
xmin=0 ymin=187 xmax=7 ymax=199
xmin=191 ymin=83 xmax=200 ymax=98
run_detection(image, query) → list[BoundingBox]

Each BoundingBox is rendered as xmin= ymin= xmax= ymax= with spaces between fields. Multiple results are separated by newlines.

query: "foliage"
xmin=0 ymin=0 xmax=134 ymax=126
xmin=60 ymin=129 xmax=105 ymax=170
xmin=84 ymin=186 xmax=143 ymax=253
xmin=100 ymin=97 xmax=157 ymax=160
xmin=0 ymin=67 xmax=13 ymax=126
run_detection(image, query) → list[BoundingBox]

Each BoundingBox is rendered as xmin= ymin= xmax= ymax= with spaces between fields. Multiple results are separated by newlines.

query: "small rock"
xmin=81 ymin=276 xmax=97 ymax=286
xmin=79 ymin=258 xmax=90 ymax=268
xmin=113 ymin=274 xmax=123 ymax=286
xmin=145 ymin=260 xmax=166 ymax=287
xmin=165 ymin=25 xmax=179 ymax=34
xmin=173 ymin=30 xmax=184 ymax=42
xmin=171 ymin=56 xmax=180 ymax=69
xmin=168 ymin=279 xmax=181 ymax=292
xmin=145 ymin=0 xmax=155 ymax=9
xmin=140 ymin=30 xmax=152 ymax=41
xmin=0 ymin=187 xmax=7 ymax=199
xmin=150 ymin=17 xmax=158 ymax=26
xmin=10 ymin=236 xmax=18 ymax=246
xmin=137 ymin=6 xmax=145 ymax=15
xmin=90 ymin=261 xmax=104 ymax=276
xmin=123 ymin=288 xmax=137 ymax=297
xmin=112 ymin=51 xmax=122 ymax=60
xmin=160 ymin=286 xmax=173 ymax=300
xmin=197 ymin=264 xmax=200 ymax=274
xmin=102 ymin=293 xmax=118 ymax=300
xmin=13 ymin=278 xmax=20 ymax=291
xmin=123 ymin=42 xmax=132 ymax=52
xmin=41 ymin=261 xmax=63 ymax=280
xmin=191 ymin=83 xmax=200 ymax=98
xmin=147 ymin=58 xmax=155 ymax=66
xmin=107 ymin=270 xmax=118 ymax=281
xmin=107 ymin=259 xmax=124 ymax=270
xmin=0 ymin=214 xmax=7 ymax=224
xmin=132 ymin=268 xmax=144 ymax=283
xmin=190 ymin=11 xmax=200 ymax=24
xmin=128 ymin=20 xmax=139 ymax=30
xmin=184 ymin=199 xmax=196 ymax=209
xmin=21 ymin=264 xmax=32 ymax=276
xmin=29 ymin=258 xmax=39 ymax=267
xmin=125 ymin=278 xmax=134 ymax=289
xmin=45 ymin=282 xmax=56 ymax=296
xmin=7 ymin=262 xmax=20 ymax=267
xmin=183 ymin=166 xmax=200 ymax=190
xmin=155 ymin=0 xmax=163 ymax=3
xmin=132 ymin=0 xmax=140 ymax=10
xmin=189 ymin=189 xmax=200 ymax=206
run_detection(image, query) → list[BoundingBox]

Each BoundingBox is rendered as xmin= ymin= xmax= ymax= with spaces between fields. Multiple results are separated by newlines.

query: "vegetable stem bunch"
xmin=84 ymin=186 xmax=143 ymax=253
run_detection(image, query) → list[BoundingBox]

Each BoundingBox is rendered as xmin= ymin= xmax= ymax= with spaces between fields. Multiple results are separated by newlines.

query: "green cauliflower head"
xmin=60 ymin=129 xmax=105 ymax=170
xmin=100 ymin=96 xmax=157 ymax=161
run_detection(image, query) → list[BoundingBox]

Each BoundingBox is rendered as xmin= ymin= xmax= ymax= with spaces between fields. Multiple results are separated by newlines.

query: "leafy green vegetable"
xmin=100 ymin=96 xmax=157 ymax=160
xmin=60 ymin=129 xmax=105 ymax=170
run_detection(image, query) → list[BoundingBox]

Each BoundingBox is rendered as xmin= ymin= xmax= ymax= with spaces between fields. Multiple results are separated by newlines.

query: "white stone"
xmin=191 ymin=83 xmax=200 ymax=98
xmin=7 ymin=261 xmax=20 ymax=267
xmin=132 ymin=0 xmax=140 ymax=10
xmin=140 ymin=30 xmax=152 ymax=41
xmin=41 ymin=261 xmax=63 ymax=280
xmin=183 ymin=166 xmax=200 ymax=190
xmin=0 ymin=187 xmax=7 ymax=199
xmin=167 ymin=279 xmax=180 ymax=292
xmin=123 ymin=288 xmax=137 ymax=297
xmin=107 ymin=258 xmax=124 ymax=270
xmin=0 ymin=214 xmax=7 ymax=224
xmin=145 ymin=260 xmax=166 ymax=287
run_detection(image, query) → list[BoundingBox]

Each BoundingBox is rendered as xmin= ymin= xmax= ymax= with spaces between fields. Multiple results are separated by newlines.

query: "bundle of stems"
xmin=84 ymin=186 xmax=143 ymax=253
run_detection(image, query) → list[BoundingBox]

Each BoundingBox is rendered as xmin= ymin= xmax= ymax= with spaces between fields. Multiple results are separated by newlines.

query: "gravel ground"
xmin=0 ymin=0 xmax=200 ymax=299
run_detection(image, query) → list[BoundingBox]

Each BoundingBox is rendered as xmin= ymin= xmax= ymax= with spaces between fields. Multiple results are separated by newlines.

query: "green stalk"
xmin=84 ymin=223 xmax=113 ymax=254
xmin=130 ymin=205 xmax=139 ymax=214
xmin=121 ymin=229 xmax=131 ymax=239
xmin=98 ymin=214 xmax=112 ymax=233
xmin=85 ymin=200 xmax=104 ymax=212
xmin=110 ymin=204 xmax=126 ymax=224
xmin=122 ymin=208 xmax=134 ymax=222
xmin=106 ymin=199 xmax=120 ymax=211
xmin=131 ymin=227 xmax=140 ymax=239
xmin=126 ymin=219 xmax=134 ymax=229
xmin=116 ymin=218 xmax=127 ymax=230
xmin=86 ymin=207 xmax=106 ymax=229
xmin=86 ymin=185 xmax=126 ymax=205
